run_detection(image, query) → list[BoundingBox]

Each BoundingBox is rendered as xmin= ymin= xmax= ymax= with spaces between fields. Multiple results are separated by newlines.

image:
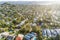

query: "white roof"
xmin=1 ymin=32 xmax=9 ymax=36
xmin=31 ymin=23 xmax=37 ymax=26
xmin=17 ymin=18 xmax=28 ymax=26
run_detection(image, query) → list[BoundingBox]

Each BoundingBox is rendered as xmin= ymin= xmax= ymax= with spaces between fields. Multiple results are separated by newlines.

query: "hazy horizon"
xmin=0 ymin=1 xmax=60 ymax=5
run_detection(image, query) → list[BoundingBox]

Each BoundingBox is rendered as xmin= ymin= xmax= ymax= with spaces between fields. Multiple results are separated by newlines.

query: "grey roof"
xmin=42 ymin=29 xmax=60 ymax=37
xmin=42 ymin=29 xmax=47 ymax=37
xmin=46 ymin=29 xmax=51 ymax=37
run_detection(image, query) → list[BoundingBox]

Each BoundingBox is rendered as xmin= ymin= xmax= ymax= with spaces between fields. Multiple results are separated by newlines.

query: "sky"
xmin=0 ymin=0 xmax=60 ymax=1
xmin=0 ymin=0 xmax=60 ymax=5
xmin=0 ymin=0 xmax=60 ymax=3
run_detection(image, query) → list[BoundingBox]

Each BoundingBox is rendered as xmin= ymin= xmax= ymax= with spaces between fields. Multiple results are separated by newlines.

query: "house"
xmin=50 ymin=29 xmax=57 ymax=37
xmin=31 ymin=36 xmax=37 ymax=40
xmin=42 ymin=29 xmax=47 ymax=37
xmin=46 ymin=29 xmax=51 ymax=37
xmin=54 ymin=29 xmax=60 ymax=35
xmin=39 ymin=21 xmax=43 ymax=26
xmin=42 ymin=29 xmax=59 ymax=37
xmin=1 ymin=32 xmax=9 ymax=38
xmin=16 ymin=18 xmax=28 ymax=27
xmin=0 ymin=34 xmax=2 ymax=39
xmin=15 ymin=34 xmax=24 ymax=40
xmin=33 ymin=18 xmax=38 ymax=22
xmin=6 ymin=35 xmax=14 ymax=40
xmin=30 ymin=23 xmax=37 ymax=26
xmin=24 ymin=32 xmax=37 ymax=40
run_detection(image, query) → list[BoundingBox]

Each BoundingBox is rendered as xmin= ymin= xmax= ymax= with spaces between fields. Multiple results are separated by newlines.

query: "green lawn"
xmin=0 ymin=38 xmax=5 ymax=40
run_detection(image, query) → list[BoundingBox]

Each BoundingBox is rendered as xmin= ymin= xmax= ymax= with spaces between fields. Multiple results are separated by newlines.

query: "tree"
xmin=18 ymin=23 xmax=32 ymax=35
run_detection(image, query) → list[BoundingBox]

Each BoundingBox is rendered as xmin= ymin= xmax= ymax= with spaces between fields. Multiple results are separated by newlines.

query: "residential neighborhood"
xmin=0 ymin=2 xmax=60 ymax=40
